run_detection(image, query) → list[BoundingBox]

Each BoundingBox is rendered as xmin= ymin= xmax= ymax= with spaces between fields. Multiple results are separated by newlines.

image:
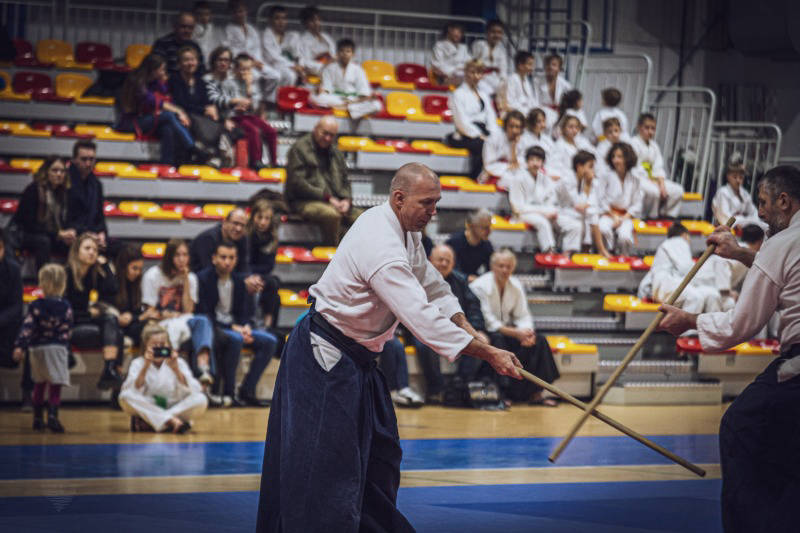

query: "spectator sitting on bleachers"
xmin=520 ymin=108 xmax=554 ymax=158
xmin=446 ymin=208 xmax=494 ymax=282
xmin=502 ymin=51 xmax=537 ymax=117
xmin=143 ymin=239 xmax=216 ymax=396
xmin=192 ymin=1 xmax=221 ymax=61
xmin=285 ymin=116 xmax=362 ymax=245
xmin=549 ymin=112 xmax=595 ymax=182
xmin=10 ymin=156 xmax=72 ymax=270
xmin=65 ymin=141 xmax=108 ymax=251
xmin=114 ymin=245 xmax=158 ymax=351
xmin=119 ymin=323 xmax=207 ymax=433
xmin=472 ymin=19 xmax=508 ymax=97
xmin=509 ymin=145 xmax=582 ymax=253
xmin=204 ymin=46 xmax=247 ymax=146
xmin=247 ymin=199 xmax=281 ymax=333
xmin=415 ymin=244 xmax=490 ymax=402
xmin=379 ymin=337 xmax=424 ymax=407
xmin=557 ymin=150 xmax=604 ymax=253
xmin=117 ymin=54 xmax=208 ymax=166
xmin=0 ymin=228 xmax=23 ymax=370
xmin=197 ymin=241 xmax=277 ymax=407
xmin=594 ymin=117 xmax=626 ymax=176
xmin=712 ymin=161 xmax=768 ymax=230
xmin=14 ymin=264 xmax=72 ymax=432
xmin=596 ymin=142 xmax=644 ymax=257
xmin=169 ymin=45 xmax=227 ymax=167
xmin=431 ymin=21 xmax=470 ymax=86
xmin=309 ymin=38 xmax=383 ymax=119
xmin=153 ymin=11 xmax=205 ymax=77
xmin=638 ymin=223 xmax=730 ymax=317
xmin=447 ymin=59 xmax=500 ymax=180
xmin=591 ymin=87 xmax=629 ymax=143
xmin=553 ymin=89 xmax=589 ymax=141
xmin=482 ymin=110 xmax=527 ymax=190
xmin=630 ymin=112 xmax=684 ymax=219
xmin=534 ymin=53 xmax=572 ymax=113
xmin=262 ymin=4 xmax=304 ymax=87
xmin=469 ymin=249 xmax=559 ymax=405
xmin=64 ymin=233 xmax=122 ymax=390
xmin=222 ymin=53 xmax=278 ymax=168
xmin=294 ymin=5 xmax=336 ymax=77
xmin=223 ymin=0 xmax=281 ymax=103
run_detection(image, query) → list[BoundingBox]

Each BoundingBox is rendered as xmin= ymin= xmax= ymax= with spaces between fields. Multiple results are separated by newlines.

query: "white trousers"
xmin=308 ymin=93 xmax=383 ymax=119
xmin=119 ymin=390 xmax=208 ymax=432
xmin=640 ymin=178 xmax=684 ymax=218
xmin=257 ymin=64 xmax=281 ymax=103
xmin=653 ymin=275 xmax=724 ymax=314
xmin=519 ymin=212 xmax=583 ymax=252
xmin=597 ymin=215 xmax=634 ymax=255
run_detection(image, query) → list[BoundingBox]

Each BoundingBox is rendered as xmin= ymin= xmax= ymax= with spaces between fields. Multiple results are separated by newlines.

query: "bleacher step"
xmin=603 ymin=381 xmax=722 ymax=405
xmin=597 ymin=359 xmax=694 ymax=384
xmin=534 ymin=315 xmax=621 ymax=332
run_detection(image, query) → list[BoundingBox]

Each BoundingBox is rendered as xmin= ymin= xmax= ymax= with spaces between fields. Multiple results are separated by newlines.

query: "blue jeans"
xmin=116 ymin=111 xmax=194 ymax=166
xmin=188 ymin=315 xmax=215 ymax=375
xmin=218 ymin=327 xmax=277 ymax=397
xmin=378 ymin=338 xmax=409 ymax=391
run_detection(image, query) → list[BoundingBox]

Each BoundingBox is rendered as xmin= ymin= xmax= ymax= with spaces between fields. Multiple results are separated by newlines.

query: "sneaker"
xmin=198 ymin=370 xmax=214 ymax=386
xmin=392 ymin=387 xmax=424 ymax=408
xmin=206 ymin=391 xmax=223 ymax=407
xmin=222 ymin=395 xmax=234 ymax=408
xmin=399 ymin=387 xmax=425 ymax=407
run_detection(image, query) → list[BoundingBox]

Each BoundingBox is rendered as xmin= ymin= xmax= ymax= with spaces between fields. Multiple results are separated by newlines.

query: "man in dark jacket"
xmin=0 ymin=228 xmax=23 ymax=369
xmin=65 ymin=140 xmax=107 ymax=248
xmin=414 ymin=243 xmax=491 ymax=400
xmin=284 ymin=115 xmax=362 ymax=245
xmin=196 ymin=241 xmax=277 ymax=407
xmin=152 ymin=11 xmax=205 ymax=76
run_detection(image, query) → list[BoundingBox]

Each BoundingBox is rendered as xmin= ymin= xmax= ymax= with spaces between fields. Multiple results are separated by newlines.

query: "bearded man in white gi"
xmin=659 ymin=165 xmax=800 ymax=533
xmin=256 ymin=163 xmax=522 ymax=533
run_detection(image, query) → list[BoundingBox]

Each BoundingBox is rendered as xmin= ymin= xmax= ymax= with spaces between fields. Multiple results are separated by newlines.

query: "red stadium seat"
xmin=75 ymin=42 xmax=111 ymax=66
xmin=103 ymin=201 xmax=137 ymax=218
xmin=137 ymin=163 xmax=197 ymax=179
xmin=222 ymin=167 xmax=261 ymax=182
xmin=277 ymin=246 xmax=319 ymax=263
xmin=534 ymin=253 xmax=590 ymax=269
xmin=0 ymin=159 xmax=31 ymax=174
xmin=396 ymin=63 xmax=448 ymax=91
xmin=422 ymin=94 xmax=453 ymax=122
xmin=277 ymin=86 xmax=310 ymax=112
xmin=13 ymin=39 xmax=52 ymax=68
xmin=12 ymin=71 xmax=72 ymax=102
xmin=0 ymin=198 xmax=19 ymax=214
xmin=32 ymin=123 xmax=94 ymax=139
xmin=375 ymin=139 xmax=431 ymax=154
xmin=609 ymin=255 xmax=650 ymax=271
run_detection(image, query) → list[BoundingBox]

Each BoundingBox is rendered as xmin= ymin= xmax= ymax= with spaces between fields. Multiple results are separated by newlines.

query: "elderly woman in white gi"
xmin=471 ymin=20 xmax=508 ymax=96
xmin=596 ymin=142 xmax=645 ymax=257
xmin=257 ymin=163 xmax=522 ymax=532
xmin=470 ymin=249 xmax=560 ymax=405
xmin=119 ymin=323 xmax=207 ymax=433
xmin=482 ymin=110 xmax=527 ymax=189
xmin=659 ymin=165 xmax=800 ymax=533
xmin=712 ymin=162 xmax=768 ymax=231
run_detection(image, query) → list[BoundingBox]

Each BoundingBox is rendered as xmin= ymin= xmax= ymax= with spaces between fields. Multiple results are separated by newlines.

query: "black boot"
xmin=32 ymin=405 xmax=45 ymax=431
xmin=47 ymin=405 xmax=64 ymax=433
xmin=97 ymin=360 xmax=122 ymax=390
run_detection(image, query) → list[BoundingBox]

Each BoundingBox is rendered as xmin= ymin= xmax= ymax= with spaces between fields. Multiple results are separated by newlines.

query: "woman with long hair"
xmin=114 ymin=245 xmax=159 ymax=349
xmin=64 ymin=233 xmax=123 ymax=390
xmin=116 ymin=53 xmax=209 ymax=165
xmin=247 ymin=199 xmax=282 ymax=335
xmin=596 ymin=142 xmax=644 ymax=257
xmin=10 ymin=156 xmax=73 ymax=269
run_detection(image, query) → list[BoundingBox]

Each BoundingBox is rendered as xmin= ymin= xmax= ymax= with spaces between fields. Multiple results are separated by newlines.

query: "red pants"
xmin=233 ymin=115 xmax=277 ymax=167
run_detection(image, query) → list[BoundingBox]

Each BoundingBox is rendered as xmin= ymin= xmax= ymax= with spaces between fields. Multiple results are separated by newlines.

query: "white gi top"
xmin=594 ymin=135 xmax=631 ymax=175
xmin=122 ymin=356 xmax=202 ymax=405
xmin=471 ymin=40 xmax=508 ymax=78
xmin=534 ymin=74 xmax=572 ymax=109
xmin=262 ymin=27 xmax=299 ymax=69
xmin=295 ymin=30 xmax=336 ymax=73
xmin=637 ymin=235 xmax=725 ymax=299
xmin=431 ymin=40 xmax=470 ymax=78
xmin=508 ymin=169 xmax=558 ymax=217
xmin=549 ymin=135 xmax=595 ymax=179
xmin=469 ymin=272 xmax=534 ymax=332
xmin=712 ymin=184 xmax=758 ymax=225
xmin=629 ymin=134 xmax=667 ymax=179
xmin=483 ymin=130 xmax=526 ymax=188
xmin=504 ymin=72 xmax=537 ymax=116
xmin=555 ymin=176 xmax=603 ymax=225
xmin=192 ymin=23 xmax=220 ymax=61
xmin=450 ymin=83 xmax=500 ymax=139
xmin=591 ymin=106 xmax=631 ymax=140
xmin=520 ymin=130 xmax=554 ymax=158
xmin=224 ymin=22 xmax=265 ymax=64
xmin=319 ymin=61 xmax=371 ymax=97
xmin=698 ymin=210 xmax=800 ymax=379
xmin=309 ymin=202 xmax=473 ymax=360
xmin=599 ymin=168 xmax=645 ymax=217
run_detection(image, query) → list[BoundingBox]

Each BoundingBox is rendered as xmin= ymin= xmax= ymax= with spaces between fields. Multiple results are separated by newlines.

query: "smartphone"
xmin=153 ymin=347 xmax=171 ymax=359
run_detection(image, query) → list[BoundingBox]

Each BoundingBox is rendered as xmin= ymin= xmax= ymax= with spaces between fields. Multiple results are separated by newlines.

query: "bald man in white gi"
xmin=256 ymin=163 xmax=522 ymax=533
xmin=658 ymin=165 xmax=800 ymax=533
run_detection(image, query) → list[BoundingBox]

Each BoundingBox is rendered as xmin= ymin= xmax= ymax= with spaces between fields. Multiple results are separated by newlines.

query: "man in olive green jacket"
xmin=285 ymin=116 xmax=362 ymax=245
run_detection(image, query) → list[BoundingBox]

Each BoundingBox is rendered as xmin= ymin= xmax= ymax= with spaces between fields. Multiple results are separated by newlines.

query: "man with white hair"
xmin=257 ymin=163 xmax=522 ymax=532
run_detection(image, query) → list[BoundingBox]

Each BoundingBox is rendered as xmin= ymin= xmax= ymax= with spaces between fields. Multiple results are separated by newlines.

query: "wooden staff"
xmin=519 ymin=369 xmax=706 ymax=477
xmin=548 ymin=216 xmax=736 ymax=463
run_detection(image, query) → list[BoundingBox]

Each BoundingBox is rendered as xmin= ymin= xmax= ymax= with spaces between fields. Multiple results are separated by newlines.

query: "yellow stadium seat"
xmin=681 ymin=219 xmax=715 ymax=235
xmin=307 ymin=75 xmax=320 ymax=85
xmin=633 ymin=219 xmax=668 ymax=235
xmin=0 ymin=121 xmax=50 ymax=137
xmin=55 ymin=73 xmax=114 ymax=105
xmin=141 ymin=242 xmax=166 ymax=258
xmin=643 ymin=255 xmax=655 ymax=267
xmin=178 ymin=165 xmax=239 ymax=182
xmin=571 ymin=254 xmax=630 ymax=271
xmin=603 ymin=294 xmax=660 ymax=313
xmin=203 ymin=203 xmax=236 ymax=218
xmin=10 ymin=158 xmax=44 ymax=172
xmin=0 ymin=71 xmax=31 ymax=101
xmin=682 ymin=192 xmax=702 ymax=201
xmin=118 ymin=201 xmax=157 ymax=215
xmin=275 ymin=251 xmax=293 ymax=263
xmin=332 ymin=108 xmax=348 ymax=118
xmin=278 ymin=289 xmax=310 ymax=307
xmin=94 ymin=161 xmax=156 ymax=179
xmin=74 ymin=124 xmax=135 ymax=141
xmin=258 ymin=167 xmax=286 ymax=182
xmin=23 ymin=287 xmax=44 ymax=303
xmin=141 ymin=205 xmax=182 ymax=220
xmin=337 ymin=136 xmax=395 ymax=153
xmin=36 ymin=39 xmax=92 ymax=70
xmin=410 ymin=140 xmax=468 ymax=156
xmin=546 ymin=336 xmax=598 ymax=355
xmin=125 ymin=44 xmax=152 ymax=69
xmin=734 ymin=342 xmax=775 ymax=356
xmin=404 ymin=345 xmax=417 ymax=356
xmin=386 ymin=92 xmax=441 ymax=122
xmin=311 ymin=246 xmax=336 ymax=261
xmin=439 ymin=175 xmax=496 ymax=192
xmin=362 ymin=61 xmax=414 ymax=90
xmin=490 ymin=215 xmax=526 ymax=231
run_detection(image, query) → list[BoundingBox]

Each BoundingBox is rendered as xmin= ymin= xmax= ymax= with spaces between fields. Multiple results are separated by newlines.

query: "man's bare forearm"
xmin=451 ymin=312 xmax=481 ymax=340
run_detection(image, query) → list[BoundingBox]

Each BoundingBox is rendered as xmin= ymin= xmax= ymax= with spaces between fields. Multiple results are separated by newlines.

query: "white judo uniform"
xmin=503 ymin=72 xmax=537 ymax=116
xmin=262 ymin=27 xmax=300 ymax=87
xmin=309 ymin=60 xmax=382 ymax=119
xmin=629 ymin=134 xmax=684 ymax=219
xmin=471 ymin=39 xmax=508 ymax=95
xmin=119 ymin=357 xmax=207 ymax=432
xmin=534 ymin=74 xmax=572 ymax=111
xmin=712 ymin=184 xmax=767 ymax=230
xmin=469 ymin=272 xmax=534 ymax=333
xmin=591 ymin=106 xmax=630 ymax=141
xmin=508 ymin=168 xmax=582 ymax=252
xmin=294 ymin=30 xmax=336 ymax=76
xmin=192 ymin=22 xmax=221 ymax=62
xmin=431 ymin=40 xmax=470 ymax=84
xmin=597 ymin=168 xmax=645 ymax=255
xmin=223 ymin=22 xmax=281 ymax=100
xmin=549 ymin=135 xmax=595 ymax=181
xmin=555 ymin=173 xmax=603 ymax=247
xmin=450 ymin=83 xmax=500 ymax=140
xmin=482 ymin=130 xmax=527 ymax=189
